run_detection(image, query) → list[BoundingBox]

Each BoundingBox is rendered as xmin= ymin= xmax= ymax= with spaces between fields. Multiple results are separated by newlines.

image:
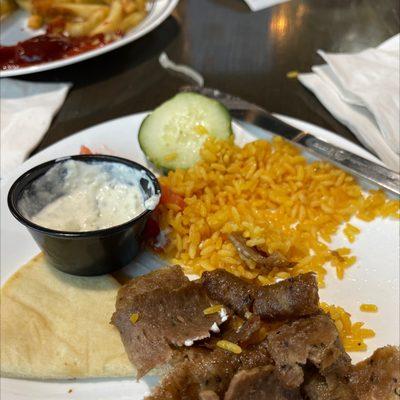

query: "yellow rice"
xmin=157 ymin=137 xmax=399 ymax=350
xmin=203 ymin=304 xmax=224 ymax=315
xmin=360 ymin=304 xmax=379 ymax=313
xmin=130 ymin=313 xmax=139 ymax=325
xmin=216 ymin=340 xmax=243 ymax=354
xmin=321 ymin=303 xmax=375 ymax=352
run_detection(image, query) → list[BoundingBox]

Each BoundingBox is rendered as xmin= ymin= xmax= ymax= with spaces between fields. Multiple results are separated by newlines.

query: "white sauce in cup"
xmin=19 ymin=160 xmax=160 ymax=232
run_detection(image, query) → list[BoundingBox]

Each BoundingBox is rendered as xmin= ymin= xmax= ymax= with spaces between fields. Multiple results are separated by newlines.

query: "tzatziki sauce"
xmin=19 ymin=160 xmax=160 ymax=232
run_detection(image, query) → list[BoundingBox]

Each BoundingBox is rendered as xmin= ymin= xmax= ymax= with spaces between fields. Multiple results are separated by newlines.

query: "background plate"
xmin=1 ymin=113 xmax=399 ymax=399
xmin=0 ymin=0 xmax=179 ymax=77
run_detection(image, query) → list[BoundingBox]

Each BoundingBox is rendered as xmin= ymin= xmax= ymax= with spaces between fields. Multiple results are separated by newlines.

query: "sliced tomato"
xmin=160 ymin=184 xmax=186 ymax=209
xmin=80 ymin=145 xmax=93 ymax=155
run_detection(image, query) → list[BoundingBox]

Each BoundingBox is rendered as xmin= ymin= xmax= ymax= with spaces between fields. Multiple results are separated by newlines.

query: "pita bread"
xmin=1 ymin=253 xmax=135 ymax=379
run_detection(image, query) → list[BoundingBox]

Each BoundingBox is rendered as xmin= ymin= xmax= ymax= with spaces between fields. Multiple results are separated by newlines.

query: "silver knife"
xmin=181 ymin=86 xmax=400 ymax=196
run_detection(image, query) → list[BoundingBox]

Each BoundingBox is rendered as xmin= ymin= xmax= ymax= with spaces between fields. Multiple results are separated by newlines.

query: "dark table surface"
xmin=19 ymin=0 xmax=400 ymax=155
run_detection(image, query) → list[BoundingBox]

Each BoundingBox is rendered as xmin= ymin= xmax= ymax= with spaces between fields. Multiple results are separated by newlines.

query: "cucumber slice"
xmin=139 ymin=92 xmax=232 ymax=170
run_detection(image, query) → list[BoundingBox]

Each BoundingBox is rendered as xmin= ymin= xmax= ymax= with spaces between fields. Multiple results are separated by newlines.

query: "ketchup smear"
xmin=0 ymin=33 xmax=111 ymax=70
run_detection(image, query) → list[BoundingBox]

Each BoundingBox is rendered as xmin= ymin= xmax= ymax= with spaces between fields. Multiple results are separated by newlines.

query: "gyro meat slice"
xmin=228 ymin=233 xmax=295 ymax=272
xmin=350 ymin=345 xmax=400 ymax=400
xmin=253 ymin=272 xmax=320 ymax=320
xmin=201 ymin=269 xmax=256 ymax=317
xmin=146 ymin=348 xmax=241 ymax=400
xmin=222 ymin=315 xmax=266 ymax=348
xmin=146 ymin=342 xmax=273 ymax=400
xmin=302 ymin=369 xmax=357 ymax=400
xmin=112 ymin=269 xmax=225 ymax=378
xmin=115 ymin=265 xmax=188 ymax=309
xmin=199 ymin=391 xmax=221 ymax=400
xmin=201 ymin=269 xmax=320 ymax=320
xmin=224 ymin=366 xmax=302 ymax=400
xmin=228 ymin=233 xmax=271 ymax=269
xmin=265 ymin=314 xmax=351 ymax=389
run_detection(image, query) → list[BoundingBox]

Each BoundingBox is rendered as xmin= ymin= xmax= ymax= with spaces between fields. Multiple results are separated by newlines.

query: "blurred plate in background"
xmin=0 ymin=0 xmax=179 ymax=77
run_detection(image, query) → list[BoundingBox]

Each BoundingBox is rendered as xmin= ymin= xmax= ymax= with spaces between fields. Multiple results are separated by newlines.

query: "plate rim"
xmin=0 ymin=0 xmax=179 ymax=78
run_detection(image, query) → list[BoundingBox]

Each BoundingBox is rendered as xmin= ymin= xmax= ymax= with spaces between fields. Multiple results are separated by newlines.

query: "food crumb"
xmin=68 ymin=389 xmax=73 ymax=394
xmin=286 ymin=70 xmax=299 ymax=79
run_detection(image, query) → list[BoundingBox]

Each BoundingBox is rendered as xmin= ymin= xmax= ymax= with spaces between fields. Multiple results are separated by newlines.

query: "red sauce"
xmin=0 ymin=33 xmax=112 ymax=70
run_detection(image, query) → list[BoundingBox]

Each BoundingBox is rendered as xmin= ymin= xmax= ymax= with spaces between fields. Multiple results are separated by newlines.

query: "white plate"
xmin=1 ymin=113 xmax=399 ymax=399
xmin=0 ymin=0 xmax=179 ymax=77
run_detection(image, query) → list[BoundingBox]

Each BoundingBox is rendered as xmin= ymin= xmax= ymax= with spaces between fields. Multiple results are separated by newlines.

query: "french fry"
xmin=120 ymin=9 xmax=144 ymax=32
xmin=90 ymin=0 xmax=122 ymax=35
xmin=54 ymin=3 xmax=108 ymax=19
xmin=15 ymin=0 xmax=147 ymax=37
xmin=135 ymin=0 xmax=145 ymax=11
xmin=121 ymin=0 xmax=136 ymax=14
xmin=65 ymin=7 xmax=107 ymax=36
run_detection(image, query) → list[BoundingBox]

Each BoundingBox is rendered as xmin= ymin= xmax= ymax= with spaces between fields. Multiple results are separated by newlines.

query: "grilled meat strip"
xmin=252 ymin=272 xmax=320 ymax=320
xmin=201 ymin=269 xmax=320 ymax=320
xmin=112 ymin=267 xmax=223 ymax=378
xmin=228 ymin=233 xmax=295 ymax=272
xmin=224 ymin=366 xmax=302 ymax=400
xmin=265 ymin=314 xmax=351 ymax=389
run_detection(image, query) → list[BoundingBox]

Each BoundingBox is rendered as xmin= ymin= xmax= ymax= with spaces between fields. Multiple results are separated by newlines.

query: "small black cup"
xmin=8 ymin=155 xmax=161 ymax=276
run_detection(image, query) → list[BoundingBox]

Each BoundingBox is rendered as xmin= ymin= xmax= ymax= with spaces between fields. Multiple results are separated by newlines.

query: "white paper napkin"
xmin=243 ymin=0 xmax=290 ymax=12
xmin=1 ymin=79 xmax=71 ymax=178
xmin=298 ymin=34 xmax=400 ymax=172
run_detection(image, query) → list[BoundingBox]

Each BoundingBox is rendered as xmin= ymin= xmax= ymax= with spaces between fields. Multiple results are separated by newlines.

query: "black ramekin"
xmin=7 ymin=155 xmax=161 ymax=276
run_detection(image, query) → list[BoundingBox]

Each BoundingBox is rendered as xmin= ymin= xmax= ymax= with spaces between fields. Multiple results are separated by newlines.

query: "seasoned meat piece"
xmin=302 ymin=372 xmax=331 ymax=400
xmin=197 ymin=316 xmax=244 ymax=351
xmin=146 ymin=349 xmax=240 ymax=400
xmin=224 ymin=315 xmax=265 ymax=348
xmin=146 ymin=343 xmax=272 ymax=400
xmin=228 ymin=233 xmax=295 ymax=272
xmin=260 ymin=251 xmax=296 ymax=271
xmin=112 ymin=281 xmax=223 ymax=378
xmin=253 ymin=273 xmax=320 ymax=320
xmin=350 ymin=346 xmax=400 ymax=400
xmin=201 ymin=269 xmax=320 ymax=320
xmin=116 ymin=265 xmax=188 ymax=309
xmin=266 ymin=314 xmax=351 ymax=388
xmin=302 ymin=369 xmax=356 ymax=400
xmin=201 ymin=270 xmax=256 ymax=316
xmin=200 ymin=316 xmax=259 ymax=351
xmin=224 ymin=366 xmax=302 ymax=400
xmin=239 ymin=341 xmax=272 ymax=370
xmin=235 ymin=316 xmax=264 ymax=347
xmin=199 ymin=391 xmax=220 ymax=400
